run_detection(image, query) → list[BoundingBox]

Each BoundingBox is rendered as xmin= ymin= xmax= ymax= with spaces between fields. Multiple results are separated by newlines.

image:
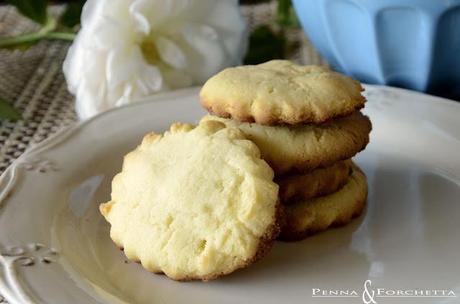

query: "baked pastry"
xmin=100 ymin=121 xmax=280 ymax=281
xmin=201 ymin=112 xmax=371 ymax=175
xmin=200 ymin=60 xmax=365 ymax=125
xmin=277 ymin=159 xmax=352 ymax=204
xmin=280 ymin=163 xmax=367 ymax=241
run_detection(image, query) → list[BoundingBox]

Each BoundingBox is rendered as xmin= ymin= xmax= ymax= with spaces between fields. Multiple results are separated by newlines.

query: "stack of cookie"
xmin=200 ymin=60 xmax=372 ymax=241
xmin=99 ymin=60 xmax=372 ymax=282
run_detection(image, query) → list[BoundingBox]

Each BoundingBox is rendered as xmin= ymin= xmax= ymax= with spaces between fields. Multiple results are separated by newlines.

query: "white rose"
xmin=63 ymin=0 xmax=247 ymax=119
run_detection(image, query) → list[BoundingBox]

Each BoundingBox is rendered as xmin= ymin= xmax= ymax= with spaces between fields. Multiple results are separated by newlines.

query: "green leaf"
xmin=60 ymin=0 xmax=86 ymax=29
xmin=0 ymin=98 xmax=22 ymax=121
xmin=6 ymin=0 xmax=48 ymax=25
xmin=277 ymin=0 xmax=298 ymax=27
xmin=244 ymin=25 xmax=286 ymax=65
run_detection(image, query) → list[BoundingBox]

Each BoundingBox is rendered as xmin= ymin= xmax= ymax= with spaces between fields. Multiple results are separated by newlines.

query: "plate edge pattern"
xmin=0 ymin=244 xmax=58 ymax=304
xmin=0 ymin=127 xmax=75 ymax=304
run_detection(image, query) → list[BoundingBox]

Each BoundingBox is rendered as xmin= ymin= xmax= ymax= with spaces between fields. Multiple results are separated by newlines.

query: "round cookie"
xmin=280 ymin=163 xmax=367 ymax=241
xmin=200 ymin=60 xmax=365 ymax=125
xmin=277 ymin=159 xmax=352 ymax=204
xmin=100 ymin=121 xmax=280 ymax=281
xmin=201 ymin=112 xmax=371 ymax=175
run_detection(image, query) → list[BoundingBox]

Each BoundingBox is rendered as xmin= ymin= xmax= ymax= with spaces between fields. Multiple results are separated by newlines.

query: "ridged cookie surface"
xmin=201 ymin=112 xmax=371 ymax=175
xmin=277 ymin=160 xmax=352 ymax=204
xmin=100 ymin=121 xmax=280 ymax=281
xmin=200 ymin=60 xmax=365 ymax=125
xmin=280 ymin=163 xmax=367 ymax=241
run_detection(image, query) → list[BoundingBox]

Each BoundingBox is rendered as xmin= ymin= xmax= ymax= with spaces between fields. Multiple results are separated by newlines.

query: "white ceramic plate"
xmin=1 ymin=86 xmax=459 ymax=304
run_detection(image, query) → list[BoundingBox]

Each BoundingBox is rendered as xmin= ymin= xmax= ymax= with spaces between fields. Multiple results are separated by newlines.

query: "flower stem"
xmin=0 ymin=16 xmax=75 ymax=47
xmin=0 ymin=31 xmax=46 ymax=47
xmin=45 ymin=32 xmax=76 ymax=41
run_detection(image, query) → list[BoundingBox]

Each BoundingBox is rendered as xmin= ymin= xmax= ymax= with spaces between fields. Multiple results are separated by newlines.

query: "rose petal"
xmin=180 ymin=23 xmax=226 ymax=83
xmin=130 ymin=0 xmax=190 ymax=29
xmin=91 ymin=17 xmax=134 ymax=50
xmin=75 ymin=78 xmax=107 ymax=119
xmin=106 ymin=46 xmax=141 ymax=89
xmin=155 ymin=36 xmax=187 ymax=70
xmin=129 ymin=0 xmax=151 ymax=35
xmin=107 ymin=45 xmax=163 ymax=95
xmin=136 ymin=64 xmax=164 ymax=94
xmin=205 ymin=0 xmax=248 ymax=65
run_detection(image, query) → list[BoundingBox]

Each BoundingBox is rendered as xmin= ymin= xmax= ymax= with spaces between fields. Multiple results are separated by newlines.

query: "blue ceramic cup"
xmin=293 ymin=0 xmax=460 ymax=99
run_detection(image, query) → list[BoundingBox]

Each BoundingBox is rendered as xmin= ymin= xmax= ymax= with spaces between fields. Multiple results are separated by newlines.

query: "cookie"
xmin=200 ymin=60 xmax=365 ymax=125
xmin=100 ymin=121 xmax=280 ymax=281
xmin=201 ymin=112 xmax=371 ymax=175
xmin=277 ymin=159 xmax=352 ymax=204
xmin=280 ymin=163 xmax=367 ymax=241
